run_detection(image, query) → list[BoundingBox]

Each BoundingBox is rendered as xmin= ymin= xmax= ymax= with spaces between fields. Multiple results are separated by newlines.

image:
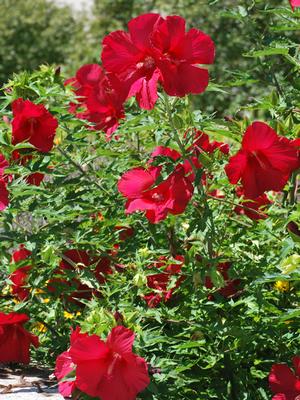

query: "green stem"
xmin=162 ymin=94 xmax=216 ymax=257
xmin=290 ymin=171 xmax=299 ymax=205
xmin=57 ymin=146 xmax=109 ymax=194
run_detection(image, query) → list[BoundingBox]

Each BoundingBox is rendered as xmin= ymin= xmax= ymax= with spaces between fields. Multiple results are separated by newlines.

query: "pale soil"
xmin=0 ymin=367 xmax=62 ymax=399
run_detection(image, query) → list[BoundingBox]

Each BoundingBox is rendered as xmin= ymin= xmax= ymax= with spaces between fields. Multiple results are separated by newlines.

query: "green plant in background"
xmin=0 ymin=0 xmax=85 ymax=85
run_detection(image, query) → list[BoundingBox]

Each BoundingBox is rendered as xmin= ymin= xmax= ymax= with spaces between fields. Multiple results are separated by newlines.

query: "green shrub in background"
xmin=0 ymin=0 xmax=84 ymax=85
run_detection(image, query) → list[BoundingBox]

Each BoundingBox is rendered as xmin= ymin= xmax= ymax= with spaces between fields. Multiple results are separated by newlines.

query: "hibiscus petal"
xmin=125 ymin=198 xmax=155 ymax=214
xmin=152 ymin=16 xmax=186 ymax=53
xmin=225 ymin=151 xmax=248 ymax=185
xmin=102 ymin=31 xmax=140 ymax=73
xmin=0 ymin=179 xmax=9 ymax=211
xmin=242 ymin=121 xmax=277 ymax=151
xmin=160 ymin=62 xmax=210 ymax=97
xmin=242 ymin=161 xmax=289 ymax=198
xmin=70 ymin=334 xmax=109 ymax=362
xmin=106 ymin=326 xmax=135 ymax=355
xmin=269 ymin=363 xmax=297 ymax=394
xmin=130 ymin=69 xmax=160 ymax=110
xmin=122 ymin=354 xmax=150 ymax=397
xmin=55 ymin=351 xmax=73 ymax=381
xmin=263 ymin=139 xmax=299 ymax=173
xmin=75 ymin=359 xmax=109 ymax=398
xmin=128 ymin=13 xmax=162 ymax=51
xmin=118 ymin=168 xmax=156 ymax=198
xmin=181 ymin=28 xmax=215 ymax=64
xmin=76 ymin=64 xmax=103 ymax=86
xmin=0 ymin=154 xmax=9 ymax=175
xmin=293 ymin=357 xmax=300 ymax=378
xmin=151 ymin=146 xmax=181 ymax=161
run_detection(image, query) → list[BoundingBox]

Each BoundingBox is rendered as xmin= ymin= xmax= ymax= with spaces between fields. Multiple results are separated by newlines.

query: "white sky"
xmin=54 ymin=0 xmax=94 ymax=12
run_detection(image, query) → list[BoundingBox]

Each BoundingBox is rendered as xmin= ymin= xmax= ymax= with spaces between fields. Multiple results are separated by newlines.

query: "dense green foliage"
xmin=0 ymin=1 xmax=299 ymax=400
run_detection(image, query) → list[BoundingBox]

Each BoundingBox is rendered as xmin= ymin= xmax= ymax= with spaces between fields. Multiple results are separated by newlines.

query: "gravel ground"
xmin=0 ymin=368 xmax=62 ymax=399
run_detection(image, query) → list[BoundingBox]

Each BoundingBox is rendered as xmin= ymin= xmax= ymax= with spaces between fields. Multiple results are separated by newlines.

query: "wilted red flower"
xmin=115 ymin=226 xmax=135 ymax=241
xmin=145 ymin=256 xmax=185 ymax=307
xmin=188 ymin=130 xmax=229 ymax=156
xmin=102 ymin=13 xmax=215 ymax=109
xmin=10 ymin=245 xmax=32 ymax=301
xmin=59 ymin=326 xmax=150 ymax=400
xmin=0 ymin=312 xmax=39 ymax=364
xmin=205 ymin=262 xmax=240 ymax=299
xmin=118 ymin=164 xmax=193 ymax=223
xmin=66 ymin=64 xmax=126 ymax=138
xmin=225 ymin=122 xmax=299 ymax=199
xmin=287 ymin=221 xmax=300 ymax=239
xmin=12 ymin=98 xmax=58 ymax=153
xmin=12 ymin=150 xmax=45 ymax=186
xmin=0 ymin=178 xmax=9 ymax=211
xmin=290 ymin=0 xmax=300 ymax=11
xmin=48 ymin=249 xmax=113 ymax=303
xmin=234 ymin=187 xmax=271 ymax=220
xmin=269 ymin=356 xmax=300 ymax=400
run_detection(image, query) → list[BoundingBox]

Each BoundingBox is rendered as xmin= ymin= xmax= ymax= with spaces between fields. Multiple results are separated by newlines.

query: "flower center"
xmin=251 ymin=151 xmax=270 ymax=170
xmin=152 ymin=192 xmax=164 ymax=202
xmin=137 ymin=56 xmax=156 ymax=70
xmin=27 ymin=118 xmax=38 ymax=137
xmin=107 ymin=352 xmax=121 ymax=376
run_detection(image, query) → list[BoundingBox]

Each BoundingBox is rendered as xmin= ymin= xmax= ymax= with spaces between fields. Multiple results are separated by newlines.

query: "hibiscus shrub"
xmin=0 ymin=2 xmax=299 ymax=400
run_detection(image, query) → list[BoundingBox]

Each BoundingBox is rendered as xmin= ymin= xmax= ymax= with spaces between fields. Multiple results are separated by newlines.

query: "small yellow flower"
xmin=64 ymin=311 xmax=75 ymax=320
xmin=54 ymin=136 xmax=62 ymax=145
xmin=32 ymin=322 xmax=47 ymax=333
xmin=34 ymin=288 xmax=45 ymax=295
xmin=37 ymin=322 xmax=47 ymax=333
xmin=43 ymin=298 xmax=50 ymax=304
xmin=63 ymin=311 xmax=81 ymax=319
xmin=2 ymin=285 xmax=11 ymax=295
xmin=274 ymin=280 xmax=290 ymax=292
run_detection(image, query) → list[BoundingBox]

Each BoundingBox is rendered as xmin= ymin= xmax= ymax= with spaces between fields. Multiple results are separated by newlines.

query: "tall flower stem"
xmin=162 ymin=94 xmax=216 ymax=257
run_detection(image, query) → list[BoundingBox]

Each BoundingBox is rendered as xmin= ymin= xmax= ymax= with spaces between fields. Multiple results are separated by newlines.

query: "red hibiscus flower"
xmin=66 ymin=64 xmax=126 ymax=138
xmin=205 ymin=262 xmax=240 ymax=299
xmin=118 ymin=164 xmax=193 ymax=223
xmin=145 ymin=255 xmax=185 ymax=307
xmin=225 ymin=122 xmax=299 ymax=199
xmin=12 ymin=99 xmax=58 ymax=153
xmin=0 ymin=178 xmax=9 ymax=211
xmin=0 ymin=312 xmax=39 ymax=364
xmin=10 ymin=245 xmax=32 ymax=301
xmin=234 ymin=187 xmax=271 ymax=220
xmin=118 ymin=146 xmax=194 ymax=223
xmin=60 ymin=326 xmax=150 ymax=400
xmin=290 ymin=0 xmax=300 ymax=11
xmin=269 ymin=356 xmax=300 ymax=400
xmin=102 ymin=13 xmax=215 ymax=110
